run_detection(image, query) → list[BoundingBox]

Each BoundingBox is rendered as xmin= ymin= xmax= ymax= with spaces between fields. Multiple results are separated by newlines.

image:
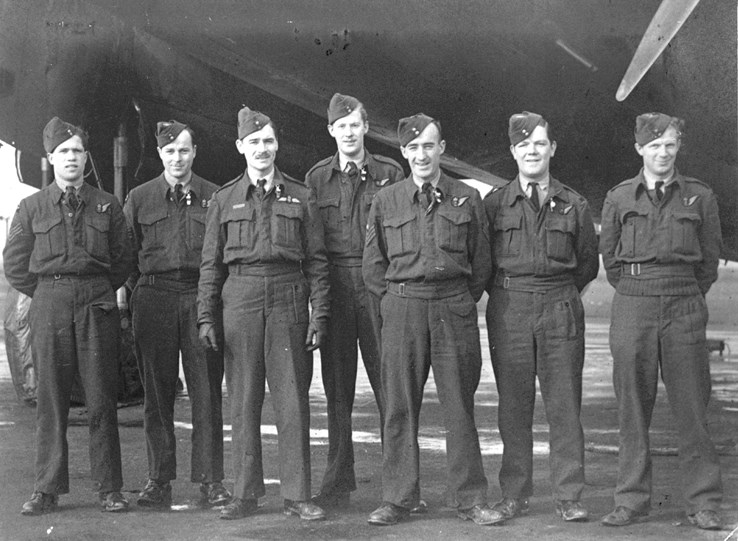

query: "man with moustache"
xmin=305 ymin=93 xmax=404 ymax=508
xmin=197 ymin=107 xmax=330 ymax=521
xmin=484 ymin=112 xmax=599 ymax=523
xmin=4 ymin=117 xmax=135 ymax=515
xmin=362 ymin=114 xmax=503 ymax=527
xmin=599 ymin=113 xmax=723 ymax=531
xmin=124 ymin=121 xmax=229 ymax=508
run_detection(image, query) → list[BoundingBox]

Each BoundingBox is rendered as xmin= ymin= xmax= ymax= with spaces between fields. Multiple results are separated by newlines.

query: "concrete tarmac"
xmin=0 ymin=267 xmax=737 ymax=540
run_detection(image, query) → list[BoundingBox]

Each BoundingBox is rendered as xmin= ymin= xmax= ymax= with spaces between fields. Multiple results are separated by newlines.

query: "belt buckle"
xmin=503 ymin=276 xmax=510 ymax=289
xmin=630 ymin=263 xmax=641 ymax=276
xmin=398 ymin=283 xmax=406 ymax=296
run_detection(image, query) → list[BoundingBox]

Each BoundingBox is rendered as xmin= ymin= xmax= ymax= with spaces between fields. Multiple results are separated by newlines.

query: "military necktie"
xmin=174 ymin=183 xmax=185 ymax=204
xmin=66 ymin=186 xmax=79 ymax=211
xmin=528 ymin=181 xmax=540 ymax=212
xmin=421 ymin=182 xmax=433 ymax=208
xmin=346 ymin=161 xmax=358 ymax=178
xmin=654 ymin=180 xmax=664 ymax=202
xmin=257 ymin=178 xmax=267 ymax=196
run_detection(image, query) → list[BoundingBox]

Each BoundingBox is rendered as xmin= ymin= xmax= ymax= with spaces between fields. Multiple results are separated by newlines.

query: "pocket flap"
xmin=495 ymin=214 xmax=521 ymax=231
xmin=32 ymin=216 xmax=62 ymax=234
xmin=438 ymin=206 xmax=472 ymax=225
xmin=138 ymin=209 xmax=168 ymax=226
xmin=318 ymin=197 xmax=339 ymax=209
xmin=222 ymin=206 xmax=254 ymax=223
xmin=384 ymin=212 xmax=415 ymax=229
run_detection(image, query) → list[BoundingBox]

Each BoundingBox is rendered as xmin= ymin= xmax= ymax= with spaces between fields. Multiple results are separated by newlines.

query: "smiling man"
xmin=305 ymin=93 xmax=403 ymax=509
xmin=4 ymin=117 xmax=135 ymax=515
xmin=484 ymin=111 xmax=598 ymax=524
xmin=197 ymin=107 xmax=330 ymax=521
xmin=599 ymin=113 xmax=723 ymax=531
xmin=123 ymin=121 xmax=229 ymax=509
xmin=362 ymin=113 xmax=502 ymax=527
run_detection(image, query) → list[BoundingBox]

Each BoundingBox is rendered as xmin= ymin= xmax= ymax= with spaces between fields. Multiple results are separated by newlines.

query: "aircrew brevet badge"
xmin=96 ymin=202 xmax=111 ymax=213
xmin=562 ymin=204 xmax=573 ymax=215
xmin=683 ymin=195 xmax=698 ymax=206
xmin=201 ymin=199 xmax=209 ymax=208
xmin=375 ymin=177 xmax=389 ymax=187
xmin=452 ymin=196 xmax=469 ymax=207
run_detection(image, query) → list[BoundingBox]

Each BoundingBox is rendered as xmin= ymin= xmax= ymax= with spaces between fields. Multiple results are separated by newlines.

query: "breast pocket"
xmin=436 ymin=206 xmax=471 ymax=253
xmin=187 ymin=211 xmax=207 ymax=252
xmin=222 ymin=206 xmax=256 ymax=253
xmin=619 ymin=210 xmax=649 ymax=257
xmin=670 ymin=211 xmax=701 ymax=256
xmin=32 ymin=216 xmax=65 ymax=258
xmin=138 ymin=209 xmax=169 ymax=247
xmin=85 ymin=214 xmax=110 ymax=258
xmin=493 ymin=214 xmax=522 ymax=257
xmin=545 ymin=215 xmax=576 ymax=263
xmin=383 ymin=212 xmax=417 ymax=258
xmin=273 ymin=203 xmax=303 ymax=249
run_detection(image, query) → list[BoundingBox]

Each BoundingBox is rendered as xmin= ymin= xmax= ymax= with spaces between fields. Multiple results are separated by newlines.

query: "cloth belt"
xmin=328 ymin=257 xmax=363 ymax=268
xmin=492 ymin=272 xmax=574 ymax=292
xmin=386 ymin=280 xmax=467 ymax=299
xmin=140 ymin=270 xmax=199 ymax=285
xmin=620 ymin=263 xmax=694 ymax=277
xmin=39 ymin=273 xmax=106 ymax=281
xmin=228 ymin=263 xmax=301 ymax=277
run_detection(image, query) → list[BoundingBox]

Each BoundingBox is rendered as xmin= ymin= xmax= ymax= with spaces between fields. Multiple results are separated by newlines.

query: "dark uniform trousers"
xmin=319 ymin=263 xmax=383 ymax=494
xmin=486 ymin=283 xmax=585 ymax=501
xmin=131 ymin=277 xmax=224 ymax=484
xmin=222 ymin=270 xmax=313 ymax=502
xmin=381 ymin=283 xmax=487 ymax=510
xmin=610 ymin=292 xmax=721 ymax=513
xmin=31 ymin=275 xmax=123 ymax=495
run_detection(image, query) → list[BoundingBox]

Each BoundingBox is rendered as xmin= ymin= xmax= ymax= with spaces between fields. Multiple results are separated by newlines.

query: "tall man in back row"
xmin=305 ymin=93 xmax=404 ymax=508
xmin=599 ymin=113 xmax=723 ymax=531
xmin=4 ymin=117 xmax=135 ymax=515
xmin=124 ymin=120 xmax=229 ymax=508
xmin=362 ymin=113 xmax=505 ymax=527
xmin=484 ymin=112 xmax=599 ymax=523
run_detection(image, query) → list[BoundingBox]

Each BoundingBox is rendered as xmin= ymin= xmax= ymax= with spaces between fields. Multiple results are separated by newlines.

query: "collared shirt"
xmin=485 ymin=176 xmax=599 ymax=292
xmin=518 ymin=176 xmax=549 ymax=203
xmin=124 ymin=173 xmax=218 ymax=279
xmin=55 ymin=179 xmax=84 ymax=192
xmin=306 ymin=151 xmax=404 ymax=263
xmin=599 ymin=168 xmax=722 ymax=295
xmin=3 ymin=182 xmax=134 ymax=297
xmin=338 ymin=150 xmax=365 ymax=173
xmin=249 ymin=169 xmax=275 ymax=192
xmin=362 ymin=173 xmax=491 ymax=302
xmin=197 ymin=167 xmax=330 ymax=326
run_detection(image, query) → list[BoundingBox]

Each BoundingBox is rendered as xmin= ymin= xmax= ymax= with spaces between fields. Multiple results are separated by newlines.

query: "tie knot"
xmin=66 ymin=186 xmax=79 ymax=210
xmin=257 ymin=178 xmax=266 ymax=188
xmin=345 ymin=161 xmax=358 ymax=176
xmin=422 ymin=182 xmax=433 ymax=194
xmin=528 ymin=182 xmax=540 ymax=212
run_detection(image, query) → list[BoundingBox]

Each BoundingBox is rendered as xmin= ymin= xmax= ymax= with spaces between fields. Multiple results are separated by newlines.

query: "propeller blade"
xmin=616 ymin=0 xmax=701 ymax=101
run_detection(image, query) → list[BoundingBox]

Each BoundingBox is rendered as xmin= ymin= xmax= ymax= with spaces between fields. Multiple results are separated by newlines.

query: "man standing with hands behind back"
xmin=124 ymin=120 xmax=229 ymax=509
xmin=363 ymin=113 xmax=504 ymax=527
xmin=4 ymin=117 xmax=134 ymax=515
xmin=306 ymin=93 xmax=403 ymax=508
xmin=599 ymin=113 xmax=723 ymax=531
xmin=484 ymin=111 xmax=598 ymax=524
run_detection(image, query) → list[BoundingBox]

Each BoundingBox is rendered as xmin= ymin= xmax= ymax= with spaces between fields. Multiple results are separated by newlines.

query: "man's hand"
xmin=305 ymin=319 xmax=327 ymax=352
xmin=198 ymin=323 xmax=219 ymax=351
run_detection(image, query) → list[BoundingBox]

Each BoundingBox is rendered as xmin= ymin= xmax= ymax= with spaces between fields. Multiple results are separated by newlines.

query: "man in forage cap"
xmin=484 ymin=111 xmax=599 ymax=524
xmin=123 ymin=120 xmax=230 ymax=509
xmin=197 ymin=107 xmax=330 ymax=521
xmin=305 ymin=93 xmax=404 ymax=509
xmin=4 ymin=117 xmax=135 ymax=515
xmin=362 ymin=113 xmax=504 ymax=527
xmin=600 ymin=113 xmax=723 ymax=530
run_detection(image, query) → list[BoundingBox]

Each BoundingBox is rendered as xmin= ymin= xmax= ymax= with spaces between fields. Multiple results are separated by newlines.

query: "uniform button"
xmin=68 ymin=212 xmax=73 ymax=217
